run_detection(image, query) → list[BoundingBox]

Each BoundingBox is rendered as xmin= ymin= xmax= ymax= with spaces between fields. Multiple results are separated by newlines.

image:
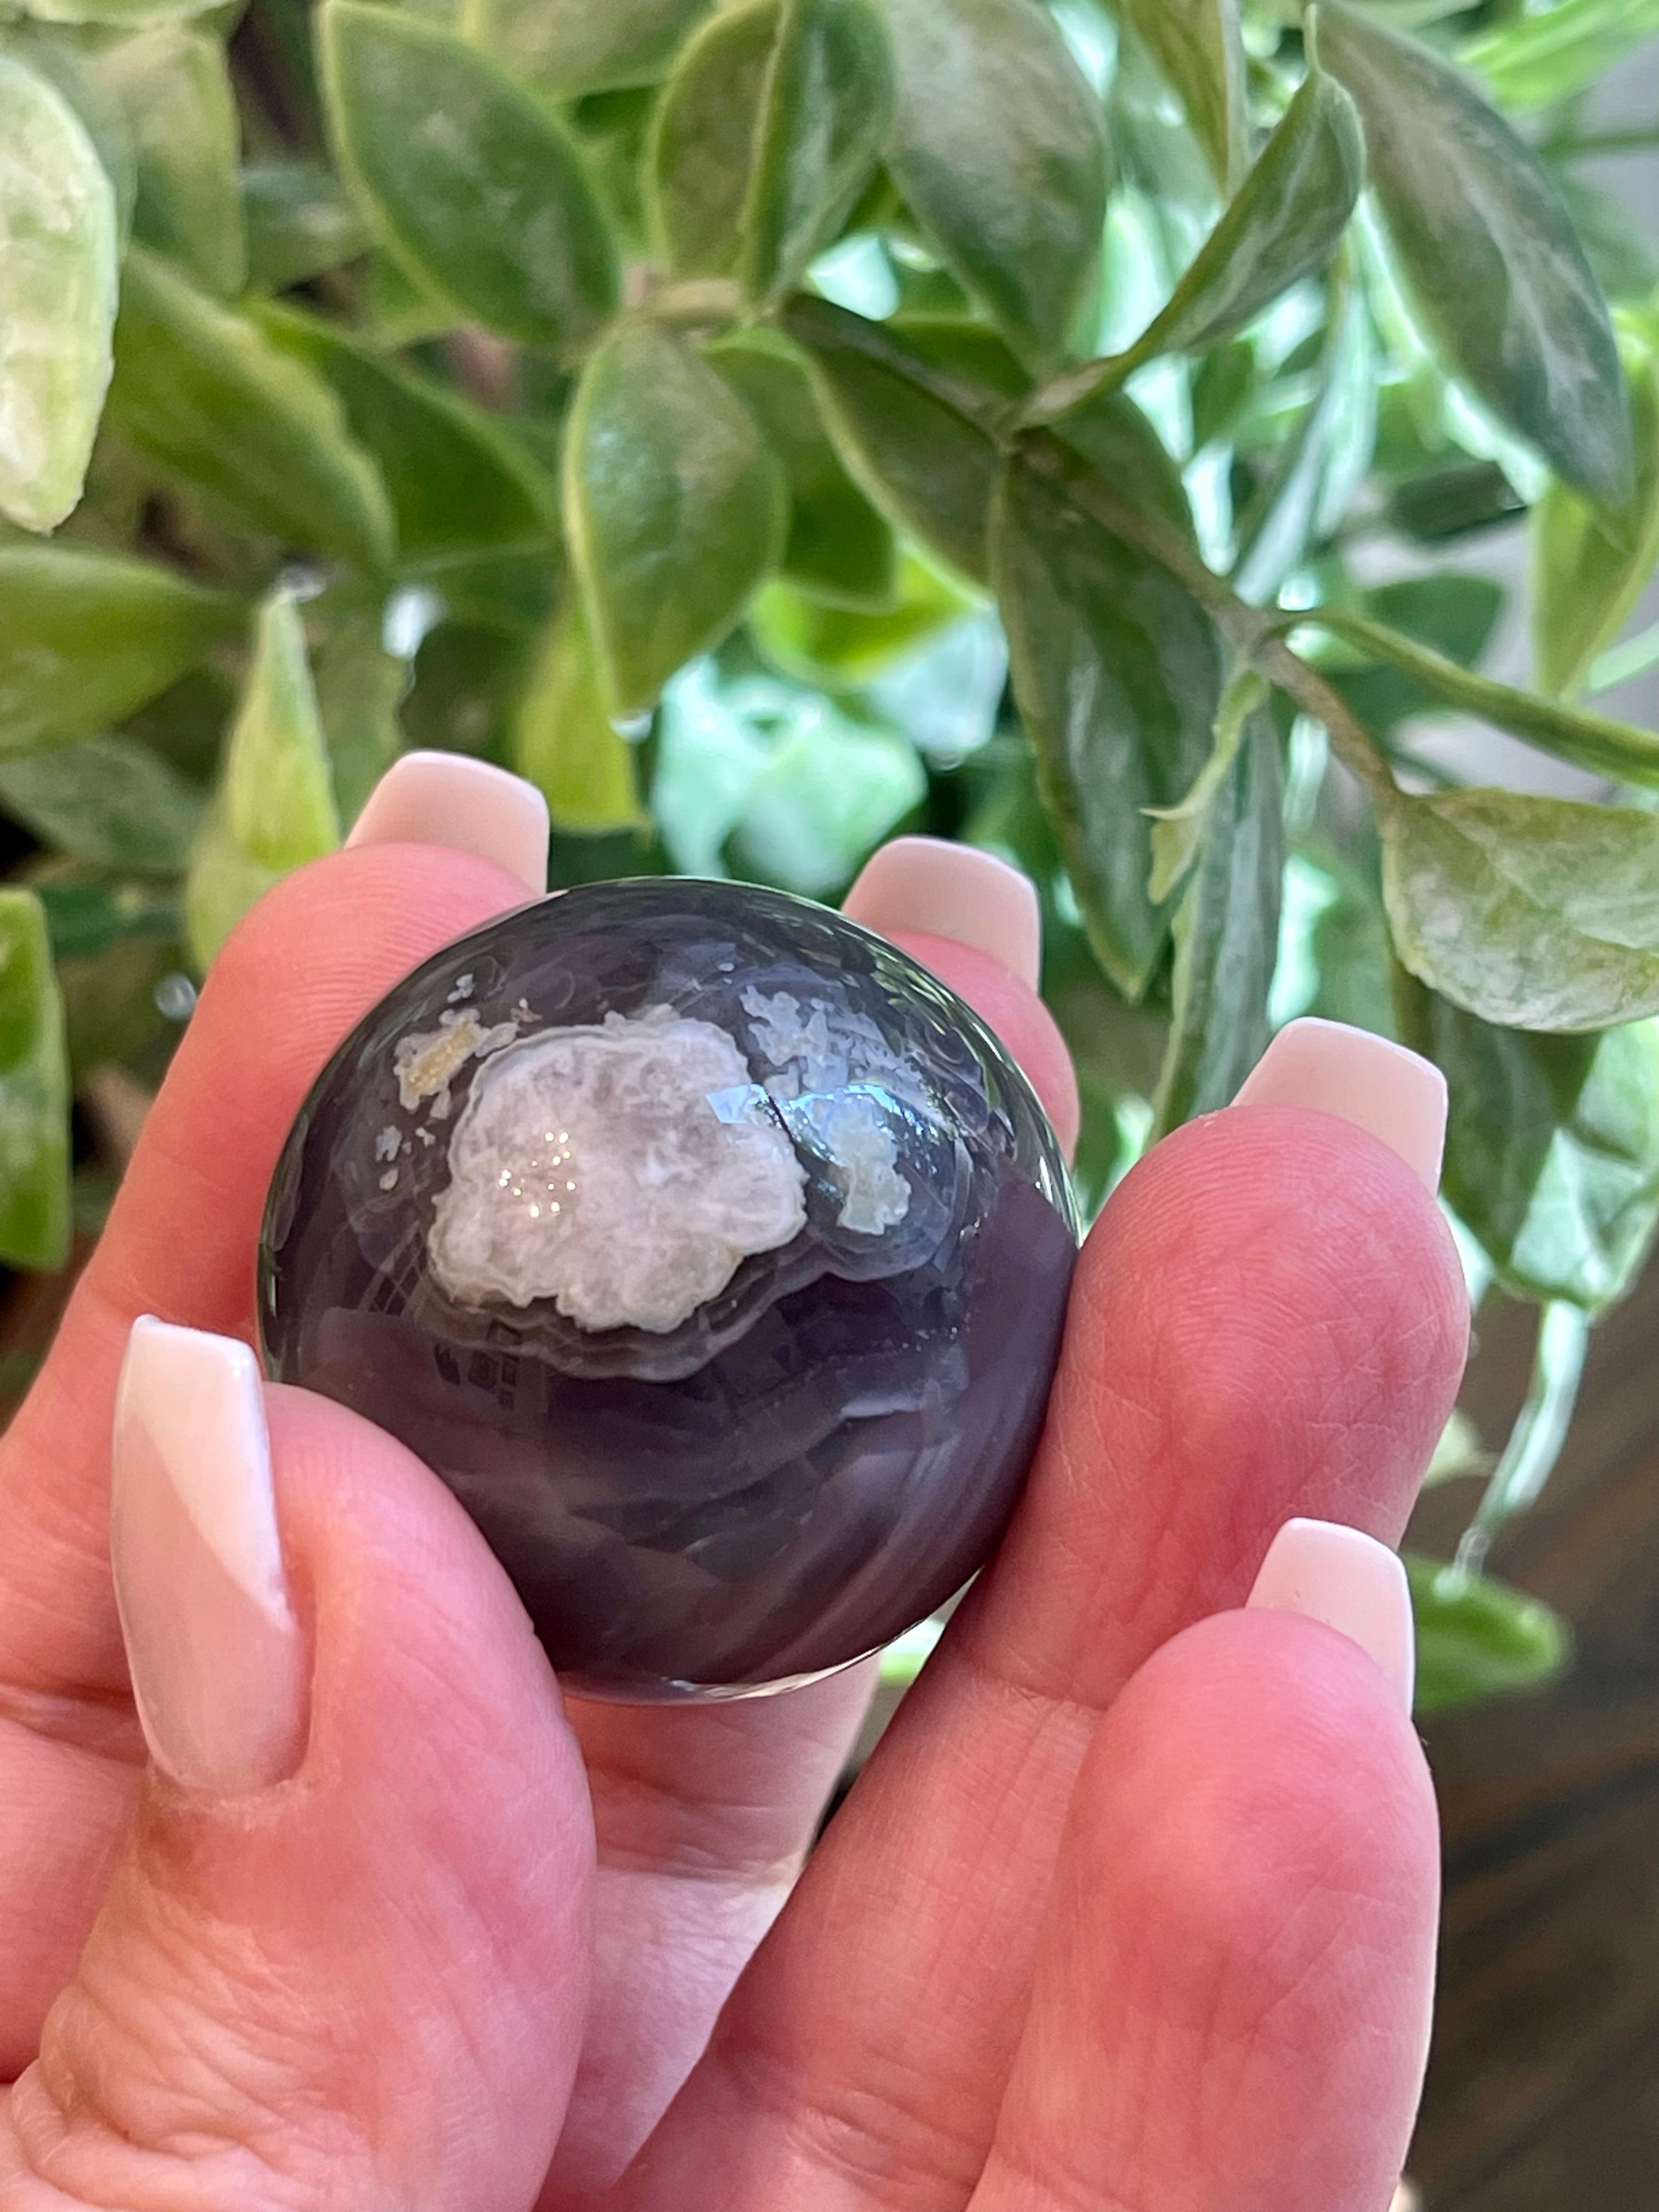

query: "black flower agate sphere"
xmin=259 ymin=879 xmax=1077 ymax=1699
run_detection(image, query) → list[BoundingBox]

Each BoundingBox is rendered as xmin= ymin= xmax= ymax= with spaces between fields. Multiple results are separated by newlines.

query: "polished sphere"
xmin=259 ymin=879 xmax=1077 ymax=1700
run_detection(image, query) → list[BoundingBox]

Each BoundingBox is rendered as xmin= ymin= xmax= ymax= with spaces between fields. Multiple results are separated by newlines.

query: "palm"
xmin=1 ymin=842 xmax=1464 ymax=2212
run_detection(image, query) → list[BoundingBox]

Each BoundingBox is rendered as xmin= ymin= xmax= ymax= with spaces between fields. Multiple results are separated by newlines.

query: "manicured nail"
xmin=1232 ymin=1017 xmax=1446 ymax=1193
xmin=111 ymin=1318 xmax=307 ymax=1795
xmin=346 ymin=751 xmax=549 ymax=895
xmin=1248 ymin=1517 xmax=1415 ymax=1713
xmin=844 ymin=836 xmax=1042 ymax=990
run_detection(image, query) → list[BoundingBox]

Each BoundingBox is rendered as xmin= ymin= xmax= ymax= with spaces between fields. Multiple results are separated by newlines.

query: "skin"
xmin=0 ymin=841 xmax=1469 ymax=2212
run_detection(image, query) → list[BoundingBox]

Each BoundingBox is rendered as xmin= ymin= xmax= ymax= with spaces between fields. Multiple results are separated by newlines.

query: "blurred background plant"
xmin=1 ymin=0 xmax=1657 ymax=1716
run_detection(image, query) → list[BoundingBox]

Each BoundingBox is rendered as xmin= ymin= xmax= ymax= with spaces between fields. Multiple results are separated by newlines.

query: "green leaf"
xmin=785 ymin=296 xmax=1017 ymax=585
xmin=363 ymin=246 xmax=458 ymax=349
xmin=878 ymin=0 xmax=1109 ymax=366
xmin=647 ymin=0 xmax=776 ymax=279
xmin=1035 ymin=57 xmax=1364 ymax=420
xmin=565 ymin=320 xmax=787 ymax=717
xmin=184 ymin=799 xmax=280 ymax=974
xmin=1532 ymin=353 xmax=1659 ymax=700
xmin=0 ymin=888 xmax=69 ymax=1270
xmin=1408 ymin=990 xmax=1659 ymax=1310
xmin=1408 ymin=1555 xmax=1570 ymax=1713
xmin=35 ymin=869 xmax=177 ymax=960
xmin=744 ymin=0 xmax=895 ymax=302
xmin=1311 ymin=605 xmax=1659 ymax=786
xmin=185 ymin=590 xmax=340 ymax=968
xmin=89 ymin=24 xmax=244 ymax=297
xmin=1147 ymin=664 xmax=1264 ymax=905
xmin=16 ymin=0 xmax=222 ymax=24
xmin=652 ymin=656 xmax=924 ymax=893
xmin=0 ymin=733 xmax=202 ymax=872
xmin=1233 ymin=272 xmax=1377 ymax=604
xmin=224 ymin=591 xmax=340 ymax=872
xmin=1592 ymin=620 xmax=1659 ymax=696
xmin=1055 ymin=379 xmax=1196 ymax=539
xmin=992 ymin=451 xmax=1222 ymax=997
xmin=0 ymin=547 xmax=240 ymax=757
xmin=512 ymin=602 xmax=646 ymax=833
xmin=708 ymin=330 xmax=895 ymax=609
xmin=1152 ymin=706 xmax=1283 ymax=1136
xmin=311 ymin=611 xmax=406 ymax=831
xmin=1117 ymin=0 xmax=1246 ymax=194
xmin=0 ymin=55 xmax=118 ymax=533
xmin=1318 ymin=0 xmax=1632 ymax=508
xmin=243 ymin=162 xmax=371 ymax=294
xmin=1553 ymin=172 xmax=1659 ymax=308
xmin=463 ymin=0 xmax=711 ymax=96
xmin=568 ymin=85 xmax=658 ymax=254
xmin=319 ymin=0 xmax=618 ymax=355
xmin=106 ymin=248 xmax=395 ymax=569
xmin=254 ymin=303 xmax=560 ymax=560
xmin=730 ymin=707 xmax=924 ymax=894
xmin=750 ymin=549 xmax=974 ymax=685
xmin=0 ymin=25 xmax=136 ymax=234
xmin=1381 ymin=788 xmax=1659 ymax=1032
xmin=648 ymin=0 xmax=893 ymax=298
xmin=1462 ymin=0 xmax=1659 ymax=115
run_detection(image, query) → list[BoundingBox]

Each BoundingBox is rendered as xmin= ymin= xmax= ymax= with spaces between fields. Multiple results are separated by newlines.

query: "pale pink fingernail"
xmin=844 ymin=836 xmax=1042 ymax=989
xmin=1248 ymin=1517 xmax=1415 ymax=1713
xmin=346 ymin=751 xmax=550 ymax=894
xmin=1232 ymin=1017 xmax=1446 ymax=1193
xmin=111 ymin=1318 xmax=307 ymax=1795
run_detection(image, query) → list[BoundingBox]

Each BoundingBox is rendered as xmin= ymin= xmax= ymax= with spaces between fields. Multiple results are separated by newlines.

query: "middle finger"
xmin=610 ymin=1024 xmax=1468 ymax=2212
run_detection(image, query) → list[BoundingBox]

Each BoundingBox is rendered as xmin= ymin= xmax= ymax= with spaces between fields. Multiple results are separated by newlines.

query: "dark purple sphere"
xmin=258 ymin=878 xmax=1076 ymax=1700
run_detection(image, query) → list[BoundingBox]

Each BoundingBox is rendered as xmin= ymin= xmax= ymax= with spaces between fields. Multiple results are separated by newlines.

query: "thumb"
xmin=4 ymin=1321 xmax=593 ymax=2212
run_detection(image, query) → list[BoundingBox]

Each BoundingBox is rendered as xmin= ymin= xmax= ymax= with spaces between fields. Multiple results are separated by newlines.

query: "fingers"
xmin=971 ymin=1561 xmax=1436 ymax=2212
xmin=0 ymin=754 xmax=545 ymax=1705
xmin=843 ymin=838 xmax=1080 ymax=1152
xmin=0 ymin=755 xmax=544 ymax=2066
xmin=2 ymin=1324 xmax=591 ymax=2212
xmin=612 ymin=1025 xmax=1466 ymax=2212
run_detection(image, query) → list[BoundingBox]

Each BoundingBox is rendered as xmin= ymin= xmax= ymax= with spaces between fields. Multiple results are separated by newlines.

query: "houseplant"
xmin=1 ymin=0 xmax=1656 ymax=1709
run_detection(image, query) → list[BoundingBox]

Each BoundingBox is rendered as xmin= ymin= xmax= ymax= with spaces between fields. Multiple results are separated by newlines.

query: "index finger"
xmin=0 ymin=755 xmax=545 ymax=1702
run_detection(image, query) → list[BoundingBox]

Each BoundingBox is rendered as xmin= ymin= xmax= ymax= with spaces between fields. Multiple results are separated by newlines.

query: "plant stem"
xmin=1545 ymin=126 xmax=1659 ymax=160
xmin=642 ymin=279 xmax=747 ymax=330
xmin=1017 ymin=430 xmax=1397 ymax=800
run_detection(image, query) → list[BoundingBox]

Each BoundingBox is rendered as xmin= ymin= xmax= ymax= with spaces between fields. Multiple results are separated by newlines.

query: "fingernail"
xmin=346 ymin=751 xmax=550 ymax=895
xmin=844 ymin=837 xmax=1042 ymax=990
xmin=111 ymin=1318 xmax=307 ymax=1795
xmin=1232 ymin=1017 xmax=1446 ymax=1193
xmin=1248 ymin=1517 xmax=1415 ymax=1713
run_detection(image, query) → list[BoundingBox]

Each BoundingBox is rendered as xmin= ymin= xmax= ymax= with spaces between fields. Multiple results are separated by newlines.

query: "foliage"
xmin=3 ymin=0 xmax=1657 ymax=1708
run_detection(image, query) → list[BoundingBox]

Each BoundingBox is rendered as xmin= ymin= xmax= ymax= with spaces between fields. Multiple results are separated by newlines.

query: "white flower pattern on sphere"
xmin=426 ymin=1006 xmax=808 ymax=1332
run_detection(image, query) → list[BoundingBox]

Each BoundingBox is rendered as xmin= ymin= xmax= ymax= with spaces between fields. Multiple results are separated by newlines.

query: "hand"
xmin=0 ymin=756 xmax=1467 ymax=2212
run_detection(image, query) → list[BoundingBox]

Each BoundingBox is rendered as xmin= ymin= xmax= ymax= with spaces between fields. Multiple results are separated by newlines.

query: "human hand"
xmin=0 ymin=755 xmax=1467 ymax=2212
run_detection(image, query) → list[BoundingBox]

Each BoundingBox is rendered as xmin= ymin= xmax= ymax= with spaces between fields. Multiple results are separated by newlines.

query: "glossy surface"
xmin=260 ymin=879 xmax=1076 ymax=1698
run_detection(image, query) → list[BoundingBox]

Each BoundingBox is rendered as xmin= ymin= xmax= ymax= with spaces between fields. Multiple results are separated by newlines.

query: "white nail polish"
xmin=346 ymin=751 xmax=550 ymax=895
xmin=1233 ymin=1017 xmax=1447 ymax=1193
xmin=1248 ymin=1517 xmax=1415 ymax=1713
xmin=111 ymin=1318 xmax=307 ymax=1795
xmin=844 ymin=837 xmax=1042 ymax=990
